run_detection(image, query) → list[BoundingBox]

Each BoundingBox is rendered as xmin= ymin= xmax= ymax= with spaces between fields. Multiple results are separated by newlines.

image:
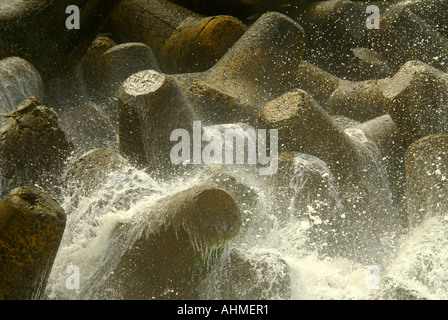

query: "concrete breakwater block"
xmin=106 ymin=0 xmax=247 ymax=74
xmin=172 ymin=11 xmax=307 ymax=126
xmin=343 ymin=47 xmax=392 ymax=81
xmin=289 ymin=60 xmax=343 ymax=106
xmin=315 ymin=58 xmax=448 ymax=141
xmin=347 ymin=114 xmax=406 ymax=207
xmin=79 ymin=35 xmax=117 ymax=98
xmin=0 ymin=0 xmax=121 ymax=78
xmin=0 ymin=97 xmax=73 ymax=197
xmin=257 ymin=89 xmax=363 ymax=183
xmin=195 ymin=164 xmax=259 ymax=218
xmin=84 ymin=42 xmax=161 ymax=107
xmin=258 ymin=89 xmax=401 ymax=264
xmin=365 ymin=3 xmax=448 ymax=73
xmin=405 ymin=134 xmax=448 ymax=228
xmin=0 ymin=186 xmax=66 ymax=300
xmin=382 ymin=60 xmax=448 ymax=149
xmin=405 ymin=0 xmax=448 ymax=37
xmin=166 ymin=0 xmax=310 ymax=18
xmin=282 ymin=0 xmax=367 ymax=75
xmin=85 ymin=184 xmax=241 ymax=299
xmin=200 ymin=11 xmax=306 ymax=107
xmin=0 ymin=57 xmax=44 ymax=114
xmin=349 ymin=115 xmax=399 ymax=159
xmin=118 ymin=70 xmax=197 ymax=176
xmin=325 ymin=78 xmax=390 ymax=122
xmin=64 ymin=148 xmax=129 ymax=197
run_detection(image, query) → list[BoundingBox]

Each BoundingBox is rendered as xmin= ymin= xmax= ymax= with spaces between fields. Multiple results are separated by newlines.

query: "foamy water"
xmin=44 ymin=131 xmax=419 ymax=300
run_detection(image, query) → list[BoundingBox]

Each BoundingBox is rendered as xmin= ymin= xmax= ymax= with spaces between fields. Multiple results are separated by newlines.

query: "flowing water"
xmin=0 ymin=0 xmax=446 ymax=303
xmin=40 ymin=104 xmax=440 ymax=300
xmin=0 ymin=57 xmax=44 ymax=113
xmin=1 ymin=23 xmax=443 ymax=299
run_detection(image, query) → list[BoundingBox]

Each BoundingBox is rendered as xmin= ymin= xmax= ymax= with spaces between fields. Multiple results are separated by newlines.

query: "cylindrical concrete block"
xmin=258 ymin=89 xmax=362 ymax=182
xmin=382 ymin=60 xmax=448 ymax=148
xmin=405 ymin=134 xmax=448 ymax=228
xmin=167 ymin=0 xmax=300 ymax=18
xmin=366 ymin=5 xmax=448 ymax=73
xmin=118 ymin=70 xmax=197 ymax=175
xmin=350 ymin=114 xmax=398 ymax=156
xmin=85 ymin=184 xmax=241 ymax=299
xmin=0 ymin=57 xmax=44 ymax=114
xmin=106 ymin=0 xmax=246 ymax=73
xmin=79 ymin=35 xmax=117 ymax=95
xmin=204 ymin=11 xmax=306 ymax=106
xmin=0 ymin=97 xmax=73 ymax=197
xmin=184 ymin=81 xmax=259 ymax=126
xmin=101 ymin=43 xmax=161 ymax=96
xmin=291 ymin=60 xmax=343 ymax=105
xmin=326 ymin=79 xmax=389 ymax=122
xmin=0 ymin=0 xmax=122 ymax=78
xmin=159 ymin=15 xmax=246 ymax=74
xmin=0 ymin=186 xmax=66 ymax=300
xmin=64 ymin=148 xmax=128 ymax=196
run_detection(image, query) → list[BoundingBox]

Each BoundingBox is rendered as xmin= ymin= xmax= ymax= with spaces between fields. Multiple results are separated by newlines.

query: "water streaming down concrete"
xmin=2 ymin=0 xmax=448 ymax=301
xmin=38 ymin=60 xmax=442 ymax=301
xmin=42 ymin=126 xmax=408 ymax=299
xmin=0 ymin=57 xmax=44 ymax=114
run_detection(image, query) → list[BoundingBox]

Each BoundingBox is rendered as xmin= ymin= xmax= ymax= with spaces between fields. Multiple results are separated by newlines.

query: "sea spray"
xmin=46 ymin=164 xmax=163 ymax=299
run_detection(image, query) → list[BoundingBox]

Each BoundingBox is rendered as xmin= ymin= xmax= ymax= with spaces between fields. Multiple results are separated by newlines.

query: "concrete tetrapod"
xmin=258 ymin=89 xmax=400 ymax=264
xmin=405 ymin=134 xmax=448 ymax=228
xmin=64 ymin=148 xmax=129 ymax=197
xmin=280 ymin=0 xmax=368 ymax=78
xmin=382 ymin=60 xmax=448 ymax=149
xmin=348 ymin=114 xmax=406 ymax=207
xmin=88 ymin=42 xmax=162 ymax=125
xmin=106 ymin=0 xmax=247 ymax=74
xmin=0 ymin=0 xmax=121 ymax=78
xmin=81 ymin=42 xmax=161 ymax=109
xmin=0 ymin=186 xmax=66 ymax=300
xmin=85 ymin=184 xmax=241 ymax=300
xmin=166 ymin=0 xmax=310 ymax=18
xmin=346 ymin=47 xmax=392 ymax=81
xmin=325 ymin=78 xmax=390 ymax=122
xmin=78 ymin=35 xmax=117 ymax=100
xmin=0 ymin=97 xmax=73 ymax=197
xmin=349 ymin=115 xmax=399 ymax=160
xmin=0 ymin=57 xmax=44 ymax=114
xmin=258 ymin=89 xmax=363 ymax=183
xmin=200 ymin=11 xmax=306 ymax=106
xmin=404 ymin=0 xmax=448 ymax=37
xmin=365 ymin=3 xmax=448 ymax=73
xmin=118 ymin=70 xmax=197 ymax=176
xmin=173 ymin=11 xmax=307 ymax=126
xmin=170 ymin=9 xmax=406 ymax=128
xmin=302 ymin=59 xmax=448 ymax=134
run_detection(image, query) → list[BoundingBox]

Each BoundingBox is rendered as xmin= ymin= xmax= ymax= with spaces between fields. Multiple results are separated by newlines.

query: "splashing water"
xmin=0 ymin=57 xmax=44 ymax=114
xmin=43 ymin=125 xmax=411 ymax=300
xmin=38 ymin=65 xmax=440 ymax=300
